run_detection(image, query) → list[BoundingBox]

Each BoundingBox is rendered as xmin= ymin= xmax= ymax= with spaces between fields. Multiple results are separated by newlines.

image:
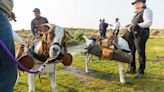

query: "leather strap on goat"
xmin=30 ymin=46 xmax=48 ymax=62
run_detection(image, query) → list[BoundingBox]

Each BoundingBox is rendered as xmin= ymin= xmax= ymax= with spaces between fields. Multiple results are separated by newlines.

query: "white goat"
xmin=19 ymin=24 xmax=67 ymax=92
xmin=83 ymin=36 xmax=131 ymax=84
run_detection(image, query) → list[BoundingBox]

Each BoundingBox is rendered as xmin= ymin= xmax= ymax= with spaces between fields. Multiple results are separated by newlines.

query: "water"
xmin=68 ymin=44 xmax=86 ymax=56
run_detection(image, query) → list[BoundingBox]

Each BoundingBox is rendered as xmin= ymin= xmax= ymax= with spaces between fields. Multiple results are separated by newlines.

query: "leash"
xmin=0 ymin=40 xmax=50 ymax=74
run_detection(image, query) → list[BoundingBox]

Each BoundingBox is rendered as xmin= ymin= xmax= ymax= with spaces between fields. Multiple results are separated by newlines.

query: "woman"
xmin=9 ymin=12 xmax=25 ymax=44
xmin=0 ymin=0 xmax=17 ymax=91
xmin=126 ymin=0 xmax=153 ymax=78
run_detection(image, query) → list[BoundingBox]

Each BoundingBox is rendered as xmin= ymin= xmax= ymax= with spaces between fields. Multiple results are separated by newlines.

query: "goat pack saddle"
xmin=88 ymin=36 xmax=131 ymax=63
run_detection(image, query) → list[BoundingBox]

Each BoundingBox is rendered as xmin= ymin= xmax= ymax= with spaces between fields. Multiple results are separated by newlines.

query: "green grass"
xmin=14 ymin=31 xmax=164 ymax=92
xmin=72 ymin=54 xmax=164 ymax=92
xmin=146 ymin=38 xmax=164 ymax=61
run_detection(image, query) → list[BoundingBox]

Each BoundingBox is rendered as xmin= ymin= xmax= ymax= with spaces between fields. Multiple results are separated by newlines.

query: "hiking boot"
xmin=125 ymin=68 xmax=136 ymax=74
xmin=134 ymin=73 xmax=144 ymax=78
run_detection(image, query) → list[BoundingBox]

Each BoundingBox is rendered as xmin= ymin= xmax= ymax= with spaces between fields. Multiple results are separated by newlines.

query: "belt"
xmin=0 ymin=9 xmax=9 ymax=18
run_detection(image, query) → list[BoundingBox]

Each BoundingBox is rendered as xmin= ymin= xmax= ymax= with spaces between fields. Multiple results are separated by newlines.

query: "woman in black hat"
xmin=126 ymin=0 xmax=153 ymax=78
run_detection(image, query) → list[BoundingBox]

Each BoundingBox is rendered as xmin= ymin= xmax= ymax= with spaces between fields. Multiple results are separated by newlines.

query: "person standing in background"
xmin=99 ymin=19 xmax=103 ymax=37
xmin=31 ymin=8 xmax=49 ymax=36
xmin=0 ymin=0 xmax=18 ymax=91
xmin=113 ymin=18 xmax=121 ymax=37
xmin=9 ymin=12 xmax=25 ymax=44
xmin=99 ymin=19 xmax=113 ymax=38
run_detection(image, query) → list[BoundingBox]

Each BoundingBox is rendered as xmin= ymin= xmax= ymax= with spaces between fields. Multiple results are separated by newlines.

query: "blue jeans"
xmin=0 ymin=10 xmax=17 ymax=92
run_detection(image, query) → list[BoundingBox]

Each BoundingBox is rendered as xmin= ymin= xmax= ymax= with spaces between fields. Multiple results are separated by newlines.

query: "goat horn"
xmin=42 ymin=23 xmax=53 ymax=29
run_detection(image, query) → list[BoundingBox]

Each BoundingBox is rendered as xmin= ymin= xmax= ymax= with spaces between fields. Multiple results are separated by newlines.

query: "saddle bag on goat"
xmin=17 ymin=55 xmax=35 ymax=71
xmin=16 ymin=44 xmax=35 ymax=71
xmin=111 ymin=49 xmax=131 ymax=63
xmin=87 ymin=44 xmax=131 ymax=63
xmin=97 ymin=38 xmax=113 ymax=48
xmin=61 ymin=53 xmax=73 ymax=66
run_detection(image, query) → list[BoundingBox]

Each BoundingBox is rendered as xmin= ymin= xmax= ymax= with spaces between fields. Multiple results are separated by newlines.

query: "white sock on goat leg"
xmin=28 ymin=74 xmax=35 ymax=92
xmin=49 ymin=65 xmax=57 ymax=92
xmin=118 ymin=62 xmax=126 ymax=84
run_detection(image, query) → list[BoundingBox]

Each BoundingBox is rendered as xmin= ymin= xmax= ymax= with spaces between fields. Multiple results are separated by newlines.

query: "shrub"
xmin=74 ymin=30 xmax=84 ymax=41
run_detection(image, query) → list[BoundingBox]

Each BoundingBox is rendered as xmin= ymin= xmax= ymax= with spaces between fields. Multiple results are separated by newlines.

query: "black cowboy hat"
xmin=132 ymin=0 xmax=146 ymax=5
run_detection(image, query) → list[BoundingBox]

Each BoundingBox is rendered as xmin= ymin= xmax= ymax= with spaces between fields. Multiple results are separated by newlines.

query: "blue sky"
xmin=12 ymin=0 xmax=164 ymax=30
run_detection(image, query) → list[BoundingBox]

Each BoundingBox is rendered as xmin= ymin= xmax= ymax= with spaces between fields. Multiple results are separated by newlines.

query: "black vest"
xmin=132 ymin=8 xmax=150 ymax=37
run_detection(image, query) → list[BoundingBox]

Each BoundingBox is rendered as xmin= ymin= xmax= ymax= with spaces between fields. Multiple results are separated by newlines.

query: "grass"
xmin=13 ymin=30 xmax=164 ymax=92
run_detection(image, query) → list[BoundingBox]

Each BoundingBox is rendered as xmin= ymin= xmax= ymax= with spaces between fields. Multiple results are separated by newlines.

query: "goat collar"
xmin=51 ymin=42 xmax=61 ymax=48
xmin=30 ymin=42 xmax=63 ymax=63
xmin=30 ymin=45 xmax=48 ymax=62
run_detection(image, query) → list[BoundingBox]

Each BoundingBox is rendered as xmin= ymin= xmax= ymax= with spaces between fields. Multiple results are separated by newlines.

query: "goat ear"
xmin=42 ymin=23 xmax=52 ymax=29
xmin=39 ymin=33 xmax=48 ymax=56
xmin=42 ymin=33 xmax=48 ymax=42
xmin=39 ymin=43 xmax=48 ymax=56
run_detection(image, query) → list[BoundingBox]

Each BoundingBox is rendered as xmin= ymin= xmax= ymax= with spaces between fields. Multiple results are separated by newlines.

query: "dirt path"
xmin=65 ymin=44 xmax=87 ymax=77
xmin=64 ymin=44 xmax=112 ymax=83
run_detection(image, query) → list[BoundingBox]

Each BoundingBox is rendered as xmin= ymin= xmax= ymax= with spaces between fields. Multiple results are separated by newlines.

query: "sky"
xmin=12 ymin=0 xmax=164 ymax=30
